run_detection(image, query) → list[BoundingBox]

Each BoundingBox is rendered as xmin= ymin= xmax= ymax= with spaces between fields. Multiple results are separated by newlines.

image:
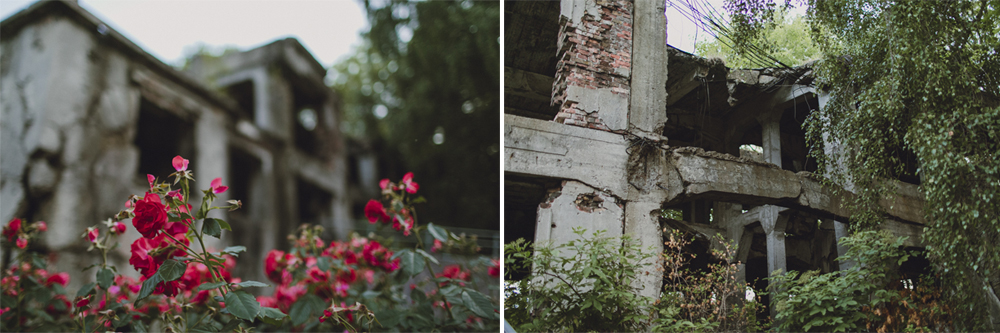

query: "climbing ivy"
xmin=728 ymin=0 xmax=998 ymax=329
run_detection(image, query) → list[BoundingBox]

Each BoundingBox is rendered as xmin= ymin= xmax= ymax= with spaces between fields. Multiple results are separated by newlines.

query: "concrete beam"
xmin=505 ymin=114 xmax=629 ymax=196
xmin=505 ymin=115 xmax=929 ymax=236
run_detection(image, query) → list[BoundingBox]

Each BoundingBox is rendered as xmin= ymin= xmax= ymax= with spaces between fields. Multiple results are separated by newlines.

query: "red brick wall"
xmin=552 ymin=0 xmax=633 ymax=131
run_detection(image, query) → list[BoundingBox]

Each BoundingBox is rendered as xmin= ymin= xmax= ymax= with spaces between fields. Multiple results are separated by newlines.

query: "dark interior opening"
xmin=297 ymin=178 xmax=333 ymax=227
xmin=292 ymin=79 xmax=324 ymax=156
xmin=504 ymin=174 xmax=557 ymax=281
xmin=228 ymin=147 xmax=260 ymax=217
xmin=135 ymin=98 xmax=194 ymax=180
xmin=227 ymin=147 xmax=261 ymax=282
xmin=225 ymin=80 xmax=255 ymax=121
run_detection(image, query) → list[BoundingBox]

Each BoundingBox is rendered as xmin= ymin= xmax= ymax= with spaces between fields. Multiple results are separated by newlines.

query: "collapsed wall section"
xmin=551 ymin=0 xmax=632 ymax=131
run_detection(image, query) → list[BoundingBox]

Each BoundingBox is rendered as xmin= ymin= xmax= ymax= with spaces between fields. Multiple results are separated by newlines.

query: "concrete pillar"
xmin=624 ymin=201 xmax=666 ymax=299
xmin=834 ymin=220 xmax=855 ymax=271
xmin=713 ymin=201 xmax=749 ymax=283
xmin=629 ymin=0 xmax=669 ymax=136
xmin=818 ymin=91 xmax=856 ymax=273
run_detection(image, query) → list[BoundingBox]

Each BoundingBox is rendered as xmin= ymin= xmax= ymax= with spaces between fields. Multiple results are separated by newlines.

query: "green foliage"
xmin=729 ymin=0 xmax=1000 ymax=329
xmin=504 ymin=229 xmax=656 ymax=332
xmin=333 ymin=0 xmax=500 ymax=231
xmin=652 ymin=230 xmax=767 ymax=332
xmin=769 ymin=231 xmax=932 ymax=332
xmin=696 ymin=8 xmax=822 ymax=67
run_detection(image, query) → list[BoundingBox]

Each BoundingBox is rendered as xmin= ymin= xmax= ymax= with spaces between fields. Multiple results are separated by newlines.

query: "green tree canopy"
xmin=728 ymin=0 xmax=999 ymax=329
xmin=332 ymin=0 xmax=500 ymax=231
xmin=695 ymin=8 xmax=821 ymax=67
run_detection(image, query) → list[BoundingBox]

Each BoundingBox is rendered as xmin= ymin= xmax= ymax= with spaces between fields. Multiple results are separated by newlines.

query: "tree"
xmin=332 ymin=0 xmax=500 ymax=231
xmin=728 ymin=0 xmax=999 ymax=329
xmin=695 ymin=8 xmax=821 ymax=67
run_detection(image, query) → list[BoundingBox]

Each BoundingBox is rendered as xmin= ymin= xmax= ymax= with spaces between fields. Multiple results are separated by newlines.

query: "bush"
xmin=1 ymin=156 xmax=499 ymax=332
xmin=505 ymin=228 xmax=656 ymax=332
xmin=770 ymin=230 xmax=953 ymax=332
xmin=653 ymin=230 xmax=767 ymax=332
xmin=505 ymin=228 xmax=766 ymax=332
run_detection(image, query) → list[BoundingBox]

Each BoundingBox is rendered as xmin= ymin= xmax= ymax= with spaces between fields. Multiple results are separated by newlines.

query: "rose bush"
xmin=1 ymin=156 xmax=499 ymax=332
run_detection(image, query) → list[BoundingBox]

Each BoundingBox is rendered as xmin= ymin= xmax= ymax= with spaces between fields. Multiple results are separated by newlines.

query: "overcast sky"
xmin=0 ymin=0 xmax=369 ymax=71
xmin=0 ymin=0 xmax=735 ymax=72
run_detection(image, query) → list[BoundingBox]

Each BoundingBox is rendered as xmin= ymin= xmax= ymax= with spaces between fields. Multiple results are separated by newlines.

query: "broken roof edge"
xmin=1 ymin=0 xmax=241 ymax=116
xmin=667 ymin=45 xmax=817 ymax=86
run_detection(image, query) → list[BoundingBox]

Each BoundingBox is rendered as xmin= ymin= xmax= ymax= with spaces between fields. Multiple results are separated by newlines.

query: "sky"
xmin=0 ymin=0 xmax=369 ymax=71
xmin=0 ymin=0 xmax=726 ymax=72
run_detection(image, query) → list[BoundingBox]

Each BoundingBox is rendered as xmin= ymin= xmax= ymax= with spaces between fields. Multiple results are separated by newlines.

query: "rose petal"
xmin=172 ymin=156 xmax=189 ymax=172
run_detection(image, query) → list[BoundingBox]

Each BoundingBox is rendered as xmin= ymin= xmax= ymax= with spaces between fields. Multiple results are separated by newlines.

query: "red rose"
xmin=364 ymin=200 xmax=389 ymax=224
xmin=401 ymin=172 xmax=419 ymax=194
xmin=488 ymin=258 xmax=500 ymax=278
xmin=111 ymin=221 xmax=126 ymax=234
xmin=264 ymin=250 xmax=294 ymax=285
xmin=132 ymin=192 xmax=167 ymax=239
xmin=46 ymin=272 xmax=70 ymax=287
xmin=4 ymin=218 xmax=21 ymax=242
xmin=129 ymin=237 xmax=160 ymax=277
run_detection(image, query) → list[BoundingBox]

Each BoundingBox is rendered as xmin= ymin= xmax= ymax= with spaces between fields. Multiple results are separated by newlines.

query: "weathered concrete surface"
xmin=628 ymin=0 xmax=669 ymax=135
xmin=505 ymin=117 xmax=928 ymax=229
xmin=624 ymin=201 xmax=665 ymax=299
xmin=535 ymin=181 xmax=624 ymax=247
xmin=505 ymin=114 xmax=629 ymax=196
xmin=1 ymin=1 xmax=353 ymax=294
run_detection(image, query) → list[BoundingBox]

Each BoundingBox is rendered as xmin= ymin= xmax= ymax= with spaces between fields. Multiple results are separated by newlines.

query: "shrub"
xmin=770 ymin=230 xmax=953 ymax=332
xmin=1 ymin=157 xmax=500 ymax=332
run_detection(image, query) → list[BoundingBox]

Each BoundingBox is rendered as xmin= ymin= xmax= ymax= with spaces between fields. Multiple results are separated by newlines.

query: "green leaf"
xmin=224 ymin=290 xmax=261 ymax=322
xmin=216 ymin=218 xmax=231 ymax=231
xmin=317 ymin=257 xmax=331 ymax=271
xmin=97 ymin=267 xmax=114 ymax=289
xmin=415 ymin=249 xmax=440 ymax=265
xmin=189 ymin=324 xmax=217 ymax=333
xmin=398 ymin=249 xmax=425 ymax=277
xmin=197 ymin=281 xmax=227 ymax=291
xmin=223 ymin=246 xmax=247 ymax=255
xmin=259 ymin=307 xmax=288 ymax=326
xmin=219 ymin=318 xmax=242 ymax=332
xmin=289 ymin=297 xmax=314 ymax=326
xmin=461 ymin=290 xmax=496 ymax=319
xmin=76 ymin=282 xmax=96 ymax=298
xmin=133 ymin=320 xmax=149 ymax=333
xmin=236 ymin=280 xmax=269 ymax=288
xmin=137 ymin=274 xmax=162 ymax=301
xmin=427 ymin=223 xmax=450 ymax=241
xmin=158 ymin=259 xmax=187 ymax=282
xmin=202 ymin=218 xmax=222 ymax=238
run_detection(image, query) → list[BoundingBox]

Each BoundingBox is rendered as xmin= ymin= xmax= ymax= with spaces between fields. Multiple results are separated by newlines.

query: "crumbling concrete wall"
xmin=551 ymin=0 xmax=632 ymax=131
xmin=1 ymin=2 xmax=349 ymax=294
xmin=0 ymin=14 xmax=232 ymax=292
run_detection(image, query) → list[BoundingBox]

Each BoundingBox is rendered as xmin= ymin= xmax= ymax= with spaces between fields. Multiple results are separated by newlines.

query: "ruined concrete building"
xmin=0 ymin=1 xmax=374 ymax=289
xmin=505 ymin=0 xmax=934 ymax=306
